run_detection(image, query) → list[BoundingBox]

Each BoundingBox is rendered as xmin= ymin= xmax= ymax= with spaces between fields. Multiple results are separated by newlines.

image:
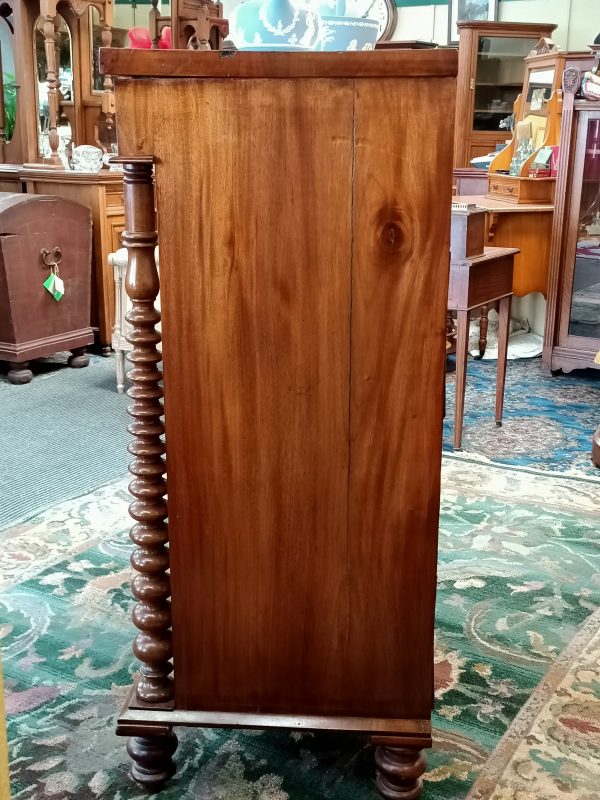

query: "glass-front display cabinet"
xmin=563 ymin=112 xmax=600 ymax=342
xmin=473 ymin=36 xmax=537 ymax=133
xmin=544 ymin=83 xmax=600 ymax=372
xmin=454 ymin=21 xmax=557 ymax=168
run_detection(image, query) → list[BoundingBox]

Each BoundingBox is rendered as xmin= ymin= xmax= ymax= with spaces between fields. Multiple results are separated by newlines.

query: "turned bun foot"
xmin=8 ymin=361 xmax=33 ymax=384
xmin=374 ymin=746 xmax=426 ymax=800
xmin=68 ymin=347 xmax=89 ymax=368
xmin=127 ymin=732 xmax=177 ymax=792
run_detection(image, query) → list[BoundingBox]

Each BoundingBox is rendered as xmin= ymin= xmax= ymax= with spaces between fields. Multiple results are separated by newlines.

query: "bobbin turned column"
xmin=118 ymin=156 xmax=177 ymax=790
xmin=372 ymin=738 xmax=427 ymax=800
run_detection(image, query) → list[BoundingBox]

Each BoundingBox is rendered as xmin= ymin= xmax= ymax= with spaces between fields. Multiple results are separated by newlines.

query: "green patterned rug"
xmin=2 ymin=456 xmax=600 ymax=799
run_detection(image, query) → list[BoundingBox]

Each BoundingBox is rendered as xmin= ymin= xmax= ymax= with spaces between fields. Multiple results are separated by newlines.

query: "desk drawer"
xmin=468 ymin=254 xmax=513 ymax=308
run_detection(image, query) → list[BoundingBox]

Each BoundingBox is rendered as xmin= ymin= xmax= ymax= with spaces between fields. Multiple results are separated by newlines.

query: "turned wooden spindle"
xmin=373 ymin=742 xmax=426 ymax=800
xmin=101 ymin=17 xmax=116 ymax=137
xmin=121 ymin=157 xmax=174 ymax=706
xmin=476 ymin=304 xmax=489 ymax=360
xmin=41 ymin=12 xmax=61 ymax=165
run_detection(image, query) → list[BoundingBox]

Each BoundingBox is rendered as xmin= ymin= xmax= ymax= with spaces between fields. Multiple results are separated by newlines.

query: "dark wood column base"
xmin=127 ymin=731 xmax=178 ymax=792
xmin=68 ymin=347 xmax=89 ymax=368
xmin=592 ymin=427 xmax=600 ymax=467
xmin=373 ymin=744 xmax=426 ymax=800
xmin=8 ymin=361 xmax=33 ymax=384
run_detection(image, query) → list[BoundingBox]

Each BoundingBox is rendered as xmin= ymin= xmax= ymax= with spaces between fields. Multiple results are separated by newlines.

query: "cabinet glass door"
xmin=473 ymin=36 xmax=538 ymax=132
xmin=568 ymin=118 xmax=600 ymax=339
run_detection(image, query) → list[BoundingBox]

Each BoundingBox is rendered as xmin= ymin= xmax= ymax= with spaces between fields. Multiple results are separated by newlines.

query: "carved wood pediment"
xmin=65 ymin=0 xmax=105 ymax=17
xmin=528 ymin=37 xmax=560 ymax=57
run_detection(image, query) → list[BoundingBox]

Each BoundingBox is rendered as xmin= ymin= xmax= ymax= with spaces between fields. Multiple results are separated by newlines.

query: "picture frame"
xmin=448 ymin=0 xmax=499 ymax=46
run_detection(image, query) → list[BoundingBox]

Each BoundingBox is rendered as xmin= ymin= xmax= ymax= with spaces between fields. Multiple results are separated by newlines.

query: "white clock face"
xmin=362 ymin=0 xmax=395 ymax=40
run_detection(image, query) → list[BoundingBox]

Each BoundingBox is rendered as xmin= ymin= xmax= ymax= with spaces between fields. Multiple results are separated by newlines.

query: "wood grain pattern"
xmin=101 ymin=48 xmax=457 ymax=79
xmin=118 ymin=77 xmax=354 ymax=714
xmin=112 ymin=50 xmax=455 ymax=738
xmin=346 ymin=77 xmax=454 ymax=718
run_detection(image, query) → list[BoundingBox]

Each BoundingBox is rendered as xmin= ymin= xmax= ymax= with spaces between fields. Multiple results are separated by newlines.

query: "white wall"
xmin=388 ymin=0 xmax=598 ymax=48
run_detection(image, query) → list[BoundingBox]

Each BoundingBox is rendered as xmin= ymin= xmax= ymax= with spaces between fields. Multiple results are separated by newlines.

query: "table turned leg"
xmin=115 ymin=349 xmax=126 ymax=393
xmin=8 ymin=361 xmax=33 ymax=384
xmin=373 ymin=743 xmax=426 ymax=800
xmin=475 ymin=304 xmax=489 ymax=360
xmin=495 ymin=296 xmax=512 ymax=427
xmin=68 ymin=347 xmax=89 ymax=368
xmin=454 ymin=309 xmax=470 ymax=450
xmin=127 ymin=730 xmax=177 ymax=792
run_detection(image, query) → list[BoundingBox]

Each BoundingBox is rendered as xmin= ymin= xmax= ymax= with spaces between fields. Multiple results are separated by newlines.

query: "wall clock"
xmin=363 ymin=0 xmax=397 ymax=42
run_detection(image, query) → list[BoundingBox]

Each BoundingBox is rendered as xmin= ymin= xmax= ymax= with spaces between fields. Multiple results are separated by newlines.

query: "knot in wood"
xmin=380 ymin=221 xmax=402 ymax=251
xmin=375 ymin=206 xmax=412 ymax=263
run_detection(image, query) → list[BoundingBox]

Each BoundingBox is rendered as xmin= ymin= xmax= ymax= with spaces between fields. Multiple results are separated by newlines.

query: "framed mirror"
xmin=33 ymin=13 xmax=74 ymax=160
xmin=0 ymin=19 xmax=16 ymax=143
xmin=525 ymin=66 xmax=556 ymax=115
xmin=90 ymin=6 xmax=103 ymax=94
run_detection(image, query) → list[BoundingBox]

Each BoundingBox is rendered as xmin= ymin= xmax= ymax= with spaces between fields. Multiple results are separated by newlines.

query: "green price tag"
xmin=43 ymin=272 xmax=64 ymax=302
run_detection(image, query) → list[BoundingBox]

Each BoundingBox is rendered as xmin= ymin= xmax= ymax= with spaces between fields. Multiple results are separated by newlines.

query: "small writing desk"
xmin=453 ymin=194 xmax=553 ymax=297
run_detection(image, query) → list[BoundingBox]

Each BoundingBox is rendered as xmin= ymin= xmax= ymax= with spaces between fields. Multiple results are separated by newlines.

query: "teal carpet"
xmin=0 ymin=355 xmax=128 ymax=530
xmin=2 ymin=457 xmax=599 ymax=799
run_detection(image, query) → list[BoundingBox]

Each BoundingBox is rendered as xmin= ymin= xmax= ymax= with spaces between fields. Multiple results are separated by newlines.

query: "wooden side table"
xmin=448 ymin=246 xmax=519 ymax=450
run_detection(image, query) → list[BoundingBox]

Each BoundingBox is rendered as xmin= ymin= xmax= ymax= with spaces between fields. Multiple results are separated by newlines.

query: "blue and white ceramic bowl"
xmin=229 ymin=0 xmax=321 ymax=51
xmin=319 ymin=15 xmax=378 ymax=51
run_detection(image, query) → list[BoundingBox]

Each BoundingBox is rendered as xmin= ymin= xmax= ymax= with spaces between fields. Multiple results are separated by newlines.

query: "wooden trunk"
xmin=102 ymin=48 xmax=456 ymax=798
xmin=0 ymin=193 xmax=93 ymax=383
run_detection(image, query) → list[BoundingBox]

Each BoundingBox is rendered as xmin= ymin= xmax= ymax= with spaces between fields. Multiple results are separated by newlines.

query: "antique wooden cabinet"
xmin=102 ymin=48 xmax=456 ymax=798
xmin=543 ymin=67 xmax=600 ymax=372
xmin=0 ymin=0 xmax=124 ymax=348
xmin=454 ymin=21 xmax=557 ymax=168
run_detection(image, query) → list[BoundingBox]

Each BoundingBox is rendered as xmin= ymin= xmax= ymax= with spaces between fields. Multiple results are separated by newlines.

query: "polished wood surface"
xmin=486 ymin=174 xmax=555 ymax=205
xmin=453 ymin=21 xmax=557 ymax=169
xmin=101 ymin=47 xmax=458 ymax=79
xmin=107 ymin=49 xmax=456 ymax=796
xmin=453 ymin=194 xmax=553 ymax=296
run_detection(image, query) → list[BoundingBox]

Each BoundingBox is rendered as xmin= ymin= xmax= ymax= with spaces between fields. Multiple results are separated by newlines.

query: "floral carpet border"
xmin=467 ymin=607 xmax=600 ymax=799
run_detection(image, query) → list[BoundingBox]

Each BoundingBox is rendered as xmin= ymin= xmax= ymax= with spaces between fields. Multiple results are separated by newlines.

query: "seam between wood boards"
xmin=346 ymin=81 xmax=356 ymax=641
